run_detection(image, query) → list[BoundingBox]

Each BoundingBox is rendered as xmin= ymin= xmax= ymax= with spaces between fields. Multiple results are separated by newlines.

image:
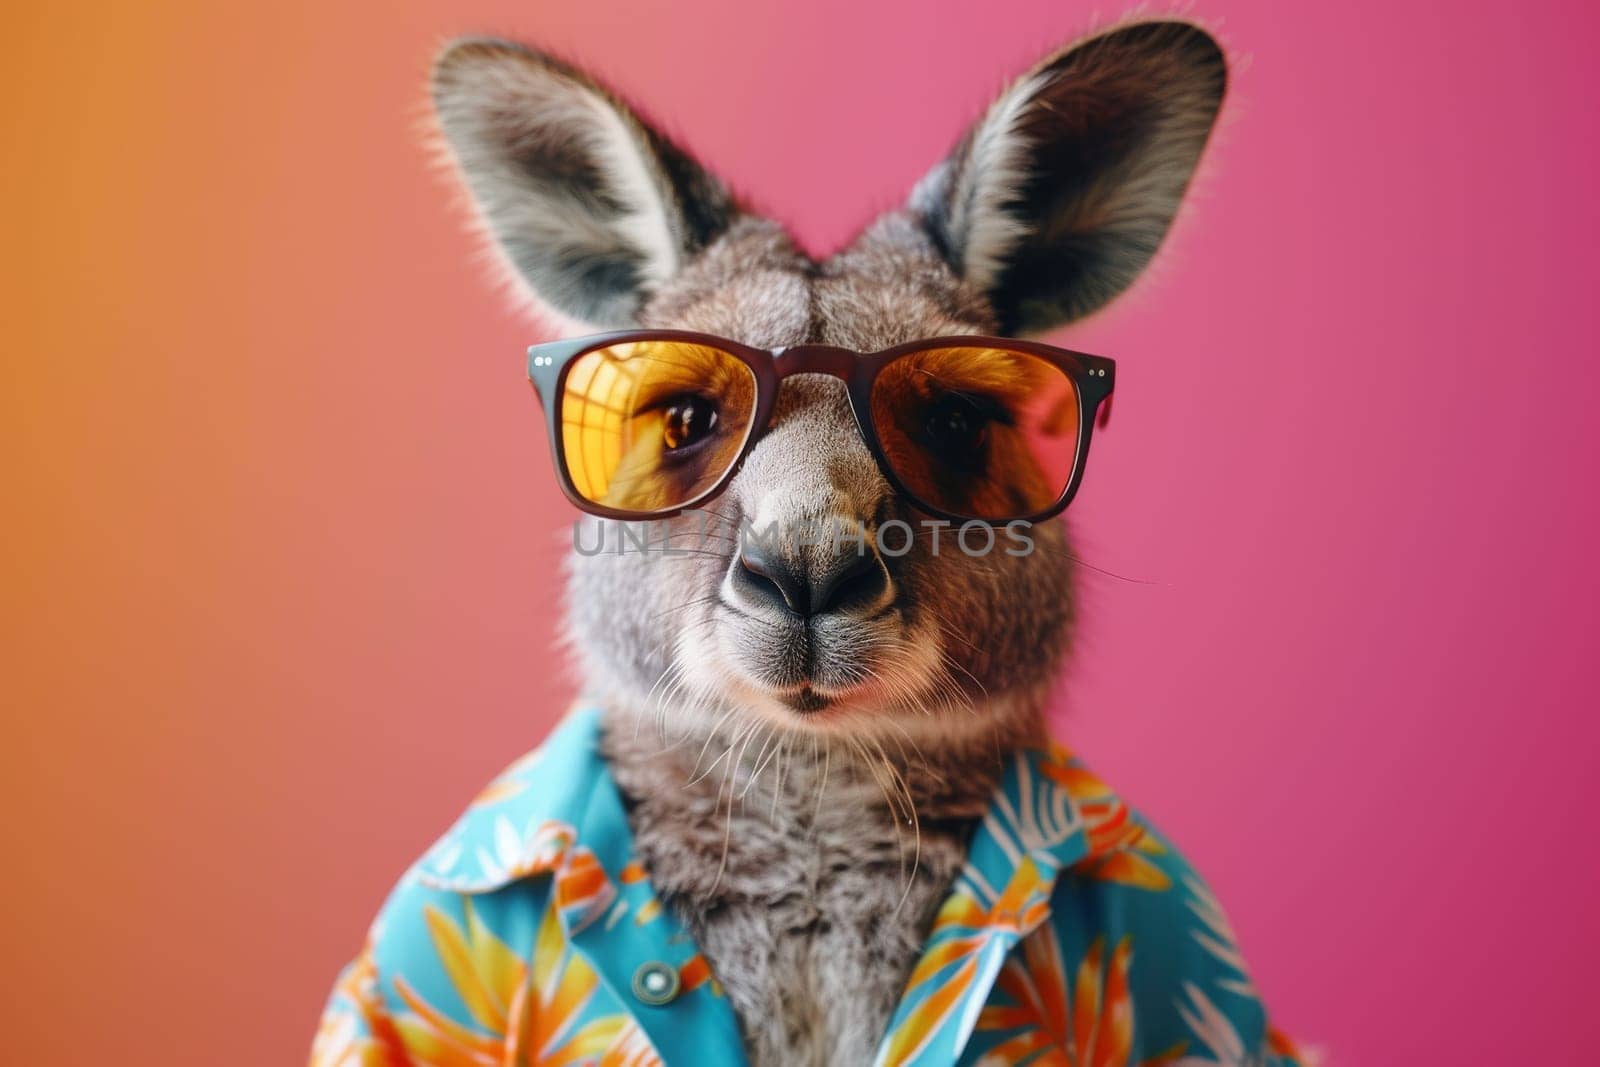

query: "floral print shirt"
xmin=312 ymin=707 xmax=1304 ymax=1066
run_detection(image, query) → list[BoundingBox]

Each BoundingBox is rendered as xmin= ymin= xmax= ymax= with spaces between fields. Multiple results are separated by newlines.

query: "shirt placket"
xmin=558 ymin=760 xmax=748 ymax=1067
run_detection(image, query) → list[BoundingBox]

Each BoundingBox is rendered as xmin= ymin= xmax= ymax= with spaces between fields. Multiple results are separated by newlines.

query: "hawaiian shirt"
xmin=312 ymin=707 xmax=1304 ymax=1066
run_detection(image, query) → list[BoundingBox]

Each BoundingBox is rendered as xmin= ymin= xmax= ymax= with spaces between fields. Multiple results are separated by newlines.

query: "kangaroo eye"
xmin=661 ymin=395 xmax=719 ymax=451
xmin=922 ymin=392 xmax=997 ymax=462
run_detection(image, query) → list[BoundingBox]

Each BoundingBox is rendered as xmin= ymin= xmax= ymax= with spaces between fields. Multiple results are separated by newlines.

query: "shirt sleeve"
xmin=310 ymin=941 xmax=408 ymax=1067
xmin=308 ymin=871 xmax=443 ymax=1067
xmin=1131 ymin=818 xmax=1312 ymax=1067
xmin=1055 ymin=807 xmax=1311 ymax=1067
xmin=309 ymin=870 xmax=548 ymax=1067
xmin=1266 ymin=1024 xmax=1315 ymax=1066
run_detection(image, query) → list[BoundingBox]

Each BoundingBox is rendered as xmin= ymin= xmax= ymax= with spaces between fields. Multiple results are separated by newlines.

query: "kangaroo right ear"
xmin=431 ymin=39 xmax=736 ymax=330
xmin=912 ymin=21 xmax=1228 ymax=335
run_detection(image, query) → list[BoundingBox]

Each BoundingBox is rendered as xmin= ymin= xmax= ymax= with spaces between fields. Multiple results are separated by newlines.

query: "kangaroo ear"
xmin=912 ymin=21 xmax=1227 ymax=335
xmin=431 ymin=39 xmax=736 ymax=329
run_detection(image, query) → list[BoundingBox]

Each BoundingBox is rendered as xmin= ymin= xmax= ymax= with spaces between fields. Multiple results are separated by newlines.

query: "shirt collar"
xmin=414 ymin=706 xmax=620 ymax=893
xmin=414 ymin=713 xmax=1122 ymax=895
xmin=416 ymin=707 xmax=748 ymax=1065
xmin=872 ymin=741 xmax=1125 ymax=1066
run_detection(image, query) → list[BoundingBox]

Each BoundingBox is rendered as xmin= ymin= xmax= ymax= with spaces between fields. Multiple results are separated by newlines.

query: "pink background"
xmin=6 ymin=1 xmax=1597 ymax=1063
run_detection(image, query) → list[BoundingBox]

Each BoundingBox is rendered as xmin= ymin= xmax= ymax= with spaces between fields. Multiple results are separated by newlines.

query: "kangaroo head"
xmin=431 ymin=22 xmax=1225 ymax=752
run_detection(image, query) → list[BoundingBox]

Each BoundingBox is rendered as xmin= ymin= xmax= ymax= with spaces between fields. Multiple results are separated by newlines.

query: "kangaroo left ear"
xmin=431 ymin=38 xmax=737 ymax=331
xmin=912 ymin=21 xmax=1227 ymax=335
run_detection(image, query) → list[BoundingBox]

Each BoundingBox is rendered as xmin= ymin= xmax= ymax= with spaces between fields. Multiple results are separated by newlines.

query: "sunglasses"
xmin=526 ymin=330 xmax=1115 ymax=525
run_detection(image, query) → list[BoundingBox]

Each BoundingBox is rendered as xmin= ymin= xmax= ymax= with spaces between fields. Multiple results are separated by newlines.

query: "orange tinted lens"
xmin=560 ymin=340 xmax=756 ymax=513
xmin=870 ymin=346 xmax=1081 ymax=520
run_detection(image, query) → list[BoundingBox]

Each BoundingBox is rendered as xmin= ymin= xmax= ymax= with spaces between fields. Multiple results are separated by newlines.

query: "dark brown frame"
xmin=526 ymin=330 xmax=1116 ymax=525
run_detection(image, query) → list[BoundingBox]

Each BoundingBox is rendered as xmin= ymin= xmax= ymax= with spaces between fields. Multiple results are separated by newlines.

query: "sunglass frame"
xmin=526 ymin=329 xmax=1116 ymax=525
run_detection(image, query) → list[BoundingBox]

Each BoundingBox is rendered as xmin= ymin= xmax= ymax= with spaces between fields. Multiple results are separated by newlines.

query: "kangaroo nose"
xmin=736 ymin=532 xmax=887 ymax=617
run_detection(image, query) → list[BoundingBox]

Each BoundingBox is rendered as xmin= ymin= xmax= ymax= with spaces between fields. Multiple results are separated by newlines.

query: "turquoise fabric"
xmin=312 ymin=707 xmax=1304 ymax=1066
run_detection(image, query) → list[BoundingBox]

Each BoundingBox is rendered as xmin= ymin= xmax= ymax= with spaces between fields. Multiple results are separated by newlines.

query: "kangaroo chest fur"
xmin=601 ymin=722 xmax=998 ymax=1067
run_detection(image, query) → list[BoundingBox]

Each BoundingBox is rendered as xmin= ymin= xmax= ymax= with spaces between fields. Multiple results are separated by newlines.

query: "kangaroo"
xmin=313 ymin=20 xmax=1304 ymax=1067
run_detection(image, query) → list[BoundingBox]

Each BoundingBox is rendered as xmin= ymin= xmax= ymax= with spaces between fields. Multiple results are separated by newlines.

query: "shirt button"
xmin=631 ymin=961 xmax=681 ymax=1005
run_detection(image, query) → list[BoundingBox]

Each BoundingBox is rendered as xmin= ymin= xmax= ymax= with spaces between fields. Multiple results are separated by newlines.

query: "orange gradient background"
xmin=5 ymin=2 xmax=1598 ymax=1064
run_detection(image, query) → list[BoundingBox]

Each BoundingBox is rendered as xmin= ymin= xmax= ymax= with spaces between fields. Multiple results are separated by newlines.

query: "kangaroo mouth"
xmin=780 ymin=686 xmax=832 ymax=713
xmin=692 ymin=595 xmax=954 ymax=729
xmin=710 ymin=598 xmax=889 ymax=714
xmin=674 ymin=566 xmax=960 ymax=730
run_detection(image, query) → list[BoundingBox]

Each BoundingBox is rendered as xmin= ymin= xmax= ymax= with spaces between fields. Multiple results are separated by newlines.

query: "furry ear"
xmin=431 ymin=39 xmax=736 ymax=329
xmin=912 ymin=21 xmax=1227 ymax=334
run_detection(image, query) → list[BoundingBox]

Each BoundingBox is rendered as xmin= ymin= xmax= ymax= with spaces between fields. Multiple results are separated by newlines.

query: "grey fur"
xmin=601 ymin=720 xmax=1000 ymax=1066
xmin=430 ymin=21 xmax=1225 ymax=1064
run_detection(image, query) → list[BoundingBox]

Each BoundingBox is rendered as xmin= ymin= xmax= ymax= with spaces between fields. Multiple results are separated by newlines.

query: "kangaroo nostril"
xmin=812 ymin=549 xmax=885 ymax=615
xmin=738 ymin=539 xmax=812 ymax=615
